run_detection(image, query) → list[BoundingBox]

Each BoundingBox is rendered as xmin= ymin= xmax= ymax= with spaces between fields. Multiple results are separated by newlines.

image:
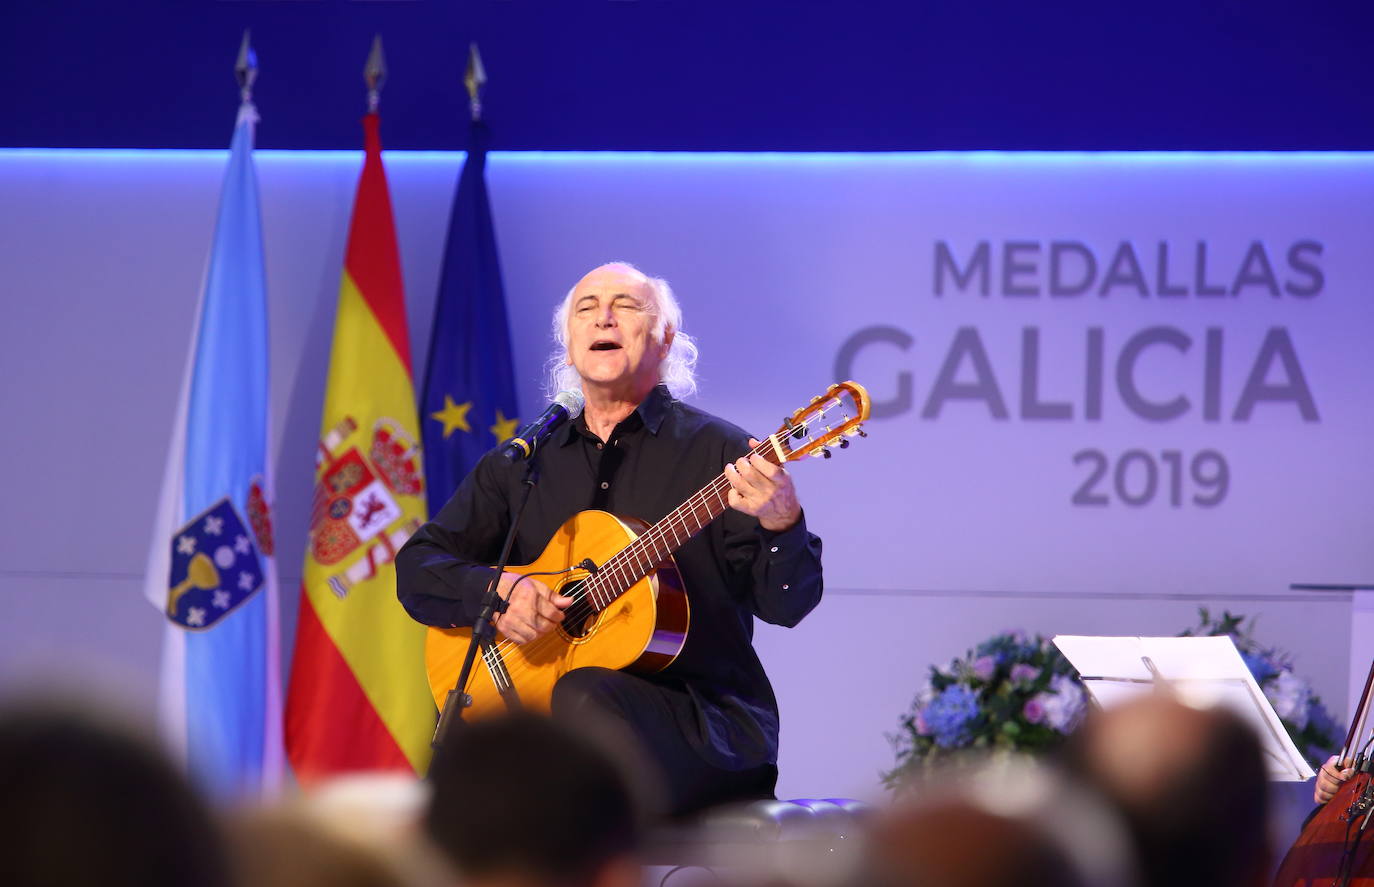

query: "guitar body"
xmin=424 ymin=510 xmax=690 ymax=719
xmin=421 ymin=381 xmax=872 ymax=721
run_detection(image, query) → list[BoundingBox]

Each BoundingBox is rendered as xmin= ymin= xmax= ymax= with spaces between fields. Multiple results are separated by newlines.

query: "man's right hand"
xmin=491 ymin=572 xmax=572 ymax=644
xmin=1316 ymin=755 xmax=1355 ymax=804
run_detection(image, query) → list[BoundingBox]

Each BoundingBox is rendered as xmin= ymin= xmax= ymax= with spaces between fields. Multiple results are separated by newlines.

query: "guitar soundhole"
xmin=558 ymin=579 xmax=599 ymax=639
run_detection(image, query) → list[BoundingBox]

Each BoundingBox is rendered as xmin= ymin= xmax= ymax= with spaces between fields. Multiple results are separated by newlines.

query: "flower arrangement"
xmin=1180 ymin=608 xmax=1340 ymax=766
xmin=883 ymin=631 xmax=1088 ymax=789
xmin=885 ymin=610 xmax=1341 ymax=791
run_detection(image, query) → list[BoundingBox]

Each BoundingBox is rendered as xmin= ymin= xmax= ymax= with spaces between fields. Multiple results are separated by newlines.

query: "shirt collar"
xmin=559 ymin=383 xmax=673 ymax=445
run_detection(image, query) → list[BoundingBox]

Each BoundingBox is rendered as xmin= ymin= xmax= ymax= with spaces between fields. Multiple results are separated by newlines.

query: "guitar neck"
xmin=582 ymin=438 xmax=785 ymax=610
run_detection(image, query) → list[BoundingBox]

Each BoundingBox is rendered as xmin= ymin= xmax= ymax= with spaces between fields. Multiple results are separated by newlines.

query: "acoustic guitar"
xmin=424 ymin=381 xmax=871 ymax=718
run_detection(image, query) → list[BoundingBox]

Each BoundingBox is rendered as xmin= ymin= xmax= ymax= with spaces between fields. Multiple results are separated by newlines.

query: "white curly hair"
xmin=543 ymin=262 xmax=700 ymax=399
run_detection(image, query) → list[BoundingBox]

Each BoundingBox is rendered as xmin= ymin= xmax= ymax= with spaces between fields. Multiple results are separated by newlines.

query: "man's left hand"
xmin=725 ymin=438 xmax=801 ymax=532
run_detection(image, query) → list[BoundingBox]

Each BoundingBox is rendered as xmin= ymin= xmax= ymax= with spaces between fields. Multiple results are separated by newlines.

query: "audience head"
xmin=0 ymin=699 xmax=230 ymax=887
xmin=227 ymin=799 xmax=448 ymax=887
xmin=425 ymin=712 xmax=642 ymax=887
xmin=864 ymin=757 xmax=1136 ymax=887
xmin=1061 ymin=693 xmax=1270 ymax=887
xmin=227 ymin=806 xmax=407 ymax=887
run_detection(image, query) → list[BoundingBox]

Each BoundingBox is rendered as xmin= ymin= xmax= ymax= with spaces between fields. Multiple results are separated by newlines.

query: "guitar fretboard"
xmin=577 ymin=436 xmax=789 ymax=611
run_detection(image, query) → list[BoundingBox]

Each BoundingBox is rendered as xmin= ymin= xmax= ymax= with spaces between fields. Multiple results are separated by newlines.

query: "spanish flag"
xmin=285 ymin=113 xmax=432 ymax=780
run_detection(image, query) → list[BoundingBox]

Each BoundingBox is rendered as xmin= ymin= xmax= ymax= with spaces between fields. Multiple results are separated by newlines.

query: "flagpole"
xmin=285 ymin=32 xmax=433 ymax=782
xmin=142 ymin=26 xmax=281 ymax=798
xmin=430 ymin=40 xmax=536 ymax=752
xmin=234 ymin=28 xmax=284 ymax=795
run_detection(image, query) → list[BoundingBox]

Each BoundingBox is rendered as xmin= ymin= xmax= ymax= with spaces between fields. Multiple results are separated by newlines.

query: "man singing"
xmin=395 ymin=261 xmax=823 ymax=815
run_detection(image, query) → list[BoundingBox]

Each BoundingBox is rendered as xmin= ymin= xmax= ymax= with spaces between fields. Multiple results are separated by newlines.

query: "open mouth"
xmin=590 ymin=341 xmax=622 ymax=351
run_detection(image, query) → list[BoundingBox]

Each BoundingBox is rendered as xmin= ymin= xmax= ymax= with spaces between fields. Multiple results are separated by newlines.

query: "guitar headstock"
xmin=766 ymin=381 xmax=871 ymax=463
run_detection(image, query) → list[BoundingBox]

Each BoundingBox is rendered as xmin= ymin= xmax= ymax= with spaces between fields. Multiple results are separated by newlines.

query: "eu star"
xmin=490 ymin=410 xmax=520 ymax=443
xmin=430 ymin=395 xmax=473 ymax=438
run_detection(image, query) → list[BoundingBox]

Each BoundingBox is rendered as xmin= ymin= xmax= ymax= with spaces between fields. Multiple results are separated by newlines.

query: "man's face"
xmin=566 ymin=265 xmax=671 ymax=397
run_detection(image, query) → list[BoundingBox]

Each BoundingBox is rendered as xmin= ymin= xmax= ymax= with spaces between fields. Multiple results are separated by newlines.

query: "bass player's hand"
xmin=1315 ymin=755 xmax=1355 ymax=804
xmin=492 ymin=572 xmax=572 ymax=644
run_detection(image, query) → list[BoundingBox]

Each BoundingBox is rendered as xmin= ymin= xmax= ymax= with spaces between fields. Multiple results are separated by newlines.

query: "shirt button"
xmin=770 ymin=546 xmax=779 ymax=553
xmin=596 ymin=442 xmax=604 ymax=450
xmin=782 ymin=584 xmax=790 ymax=590
xmin=600 ymin=481 xmax=609 ymax=490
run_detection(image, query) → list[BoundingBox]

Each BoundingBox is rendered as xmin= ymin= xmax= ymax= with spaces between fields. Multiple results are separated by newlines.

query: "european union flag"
xmin=420 ymin=120 xmax=520 ymax=514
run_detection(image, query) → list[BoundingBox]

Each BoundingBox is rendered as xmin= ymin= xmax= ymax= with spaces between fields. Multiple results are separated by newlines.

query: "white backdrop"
xmin=2 ymin=148 xmax=1370 ymax=806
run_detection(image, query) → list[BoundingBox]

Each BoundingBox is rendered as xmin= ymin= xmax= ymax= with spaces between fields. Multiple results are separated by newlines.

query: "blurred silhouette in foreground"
xmin=1062 ymin=693 xmax=1270 ymax=887
xmin=864 ymin=757 xmax=1137 ymax=887
xmin=425 ymin=712 xmax=644 ymax=887
xmin=0 ymin=699 xmax=230 ymax=887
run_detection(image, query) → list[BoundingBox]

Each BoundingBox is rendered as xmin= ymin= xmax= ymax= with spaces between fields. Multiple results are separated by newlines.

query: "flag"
xmin=420 ymin=119 xmax=520 ymax=517
xmin=143 ymin=99 xmax=282 ymax=798
xmin=285 ymin=112 xmax=432 ymax=781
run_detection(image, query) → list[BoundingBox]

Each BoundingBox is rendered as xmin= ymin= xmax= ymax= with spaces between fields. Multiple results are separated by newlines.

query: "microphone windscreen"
xmin=553 ymin=388 xmax=586 ymax=415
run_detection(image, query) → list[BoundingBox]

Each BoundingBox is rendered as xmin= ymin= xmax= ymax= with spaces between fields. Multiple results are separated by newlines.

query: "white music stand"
xmin=1054 ymin=634 xmax=1315 ymax=782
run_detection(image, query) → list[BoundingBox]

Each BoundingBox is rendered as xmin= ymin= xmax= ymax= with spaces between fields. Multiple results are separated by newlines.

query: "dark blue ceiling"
xmin=7 ymin=0 xmax=1373 ymax=151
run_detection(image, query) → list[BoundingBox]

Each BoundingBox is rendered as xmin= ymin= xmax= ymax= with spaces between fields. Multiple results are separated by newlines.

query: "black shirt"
xmin=395 ymin=384 xmax=824 ymax=769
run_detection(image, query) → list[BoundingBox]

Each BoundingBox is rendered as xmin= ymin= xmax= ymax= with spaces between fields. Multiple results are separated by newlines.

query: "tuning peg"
xmin=837 ymin=438 xmax=849 ymax=449
xmin=814 ymin=447 xmax=832 ymax=459
xmin=855 ymin=426 xmax=867 ymax=438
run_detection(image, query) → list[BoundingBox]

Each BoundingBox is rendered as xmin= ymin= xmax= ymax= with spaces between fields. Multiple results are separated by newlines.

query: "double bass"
xmin=1274 ymin=660 xmax=1374 ymax=887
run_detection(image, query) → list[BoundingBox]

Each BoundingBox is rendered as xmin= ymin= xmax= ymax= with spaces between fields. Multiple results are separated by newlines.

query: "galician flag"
xmin=285 ymin=112 xmax=433 ymax=781
xmin=142 ymin=98 xmax=283 ymax=798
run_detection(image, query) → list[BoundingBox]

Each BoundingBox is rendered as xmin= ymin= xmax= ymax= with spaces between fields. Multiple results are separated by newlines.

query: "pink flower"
xmin=1010 ymin=664 xmax=1040 ymax=684
xmin=1023 ymin=697 xmax=1045 ymax=724
xmin=971 ymin=655 xmax=997 ymax=681
xmin=914 ymin=709 xmax=931 ymax=735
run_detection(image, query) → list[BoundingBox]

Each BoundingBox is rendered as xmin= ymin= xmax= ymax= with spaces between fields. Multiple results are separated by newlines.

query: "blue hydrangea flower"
xmin=925 ymin=684 xmax=981 ymax=748
xmin=1240 ymin=650 xmax=1277 ymax=684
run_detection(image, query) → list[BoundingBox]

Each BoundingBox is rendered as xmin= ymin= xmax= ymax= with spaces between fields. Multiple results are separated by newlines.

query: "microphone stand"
xmin=431 ymin=457 xmax=540 ymax=754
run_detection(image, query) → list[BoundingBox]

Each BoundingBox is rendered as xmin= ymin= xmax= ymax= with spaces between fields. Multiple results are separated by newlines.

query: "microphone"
xmin=500 ymin=389 xmax=585 ymax=463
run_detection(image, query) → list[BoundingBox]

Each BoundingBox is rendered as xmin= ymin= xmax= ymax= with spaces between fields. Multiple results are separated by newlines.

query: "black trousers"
xmin=551 ymin=667 xmax=777 ymax=819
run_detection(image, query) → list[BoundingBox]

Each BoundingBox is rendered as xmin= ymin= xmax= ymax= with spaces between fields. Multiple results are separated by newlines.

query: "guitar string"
xmin=476 ymin=397 xmax=855 ymax=682
xmin=468 ymin=395 xmax=857 ymax=689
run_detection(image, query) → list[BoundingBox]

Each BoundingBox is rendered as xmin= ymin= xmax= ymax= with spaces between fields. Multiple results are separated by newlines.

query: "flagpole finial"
xmin=365 ymin=34 xmax=387 ymax=114
xmin=464 ymin=43 xmax=487 ymax=122
xmin=236 ymin=30 xmax=258 ymax=103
